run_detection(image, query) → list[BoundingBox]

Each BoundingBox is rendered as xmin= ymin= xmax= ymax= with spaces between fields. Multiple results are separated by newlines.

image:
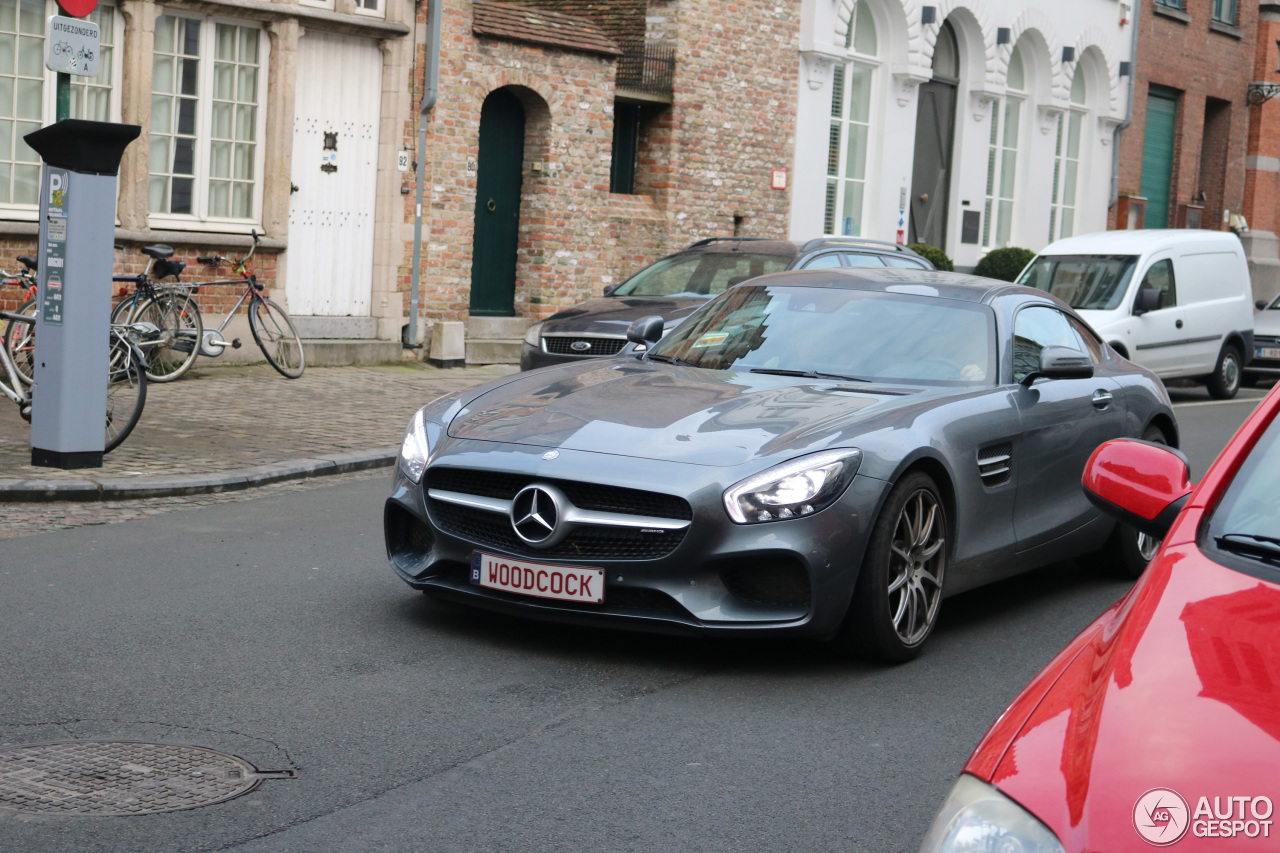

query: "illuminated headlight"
xmin=398 ymin=408 xmax=430 ymax=483
xmin=917 ymin=775 xmax=1064 ymax=853
xmin=523 ymin=322 xmax=544 ymax=347
xmin=724 ymin=449 xmax=861 ymax=524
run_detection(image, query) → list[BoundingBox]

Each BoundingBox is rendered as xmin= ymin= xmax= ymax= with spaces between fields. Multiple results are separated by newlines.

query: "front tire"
xmin=1206 ymin=344 xmax=1242 ymax=399
xmin=105 ymin=331 xmax=147 ymax=452
xmin=249 ymin=297 xmax=305 ymax=378
xmin=838 ymin=472 xmax=948 ymax=663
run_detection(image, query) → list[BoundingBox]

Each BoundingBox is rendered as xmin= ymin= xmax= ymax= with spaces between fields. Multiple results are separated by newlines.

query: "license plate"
xmin=470 ymin=552 xmax=604 ymax=604
xmin=1257 ymin=347 xmax=1280 ymax=360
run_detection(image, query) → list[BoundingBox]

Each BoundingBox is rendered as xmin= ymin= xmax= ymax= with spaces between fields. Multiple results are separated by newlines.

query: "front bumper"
xmin=384 ymin=444 xmax=886 ymax=640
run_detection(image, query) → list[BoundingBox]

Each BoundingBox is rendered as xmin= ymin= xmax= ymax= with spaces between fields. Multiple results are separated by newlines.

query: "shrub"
xmin=973 ymin=247 xmax=1037 ymax=282
xmin=907 ymin=243 xmax=954 ymax=272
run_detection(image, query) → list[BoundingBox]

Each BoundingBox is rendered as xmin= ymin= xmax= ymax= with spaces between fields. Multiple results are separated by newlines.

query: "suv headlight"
xmin=523 ymin=322 xmax=544 ymax=347
xmin=724 ymin=449 xmax=861 ymax=523
xmin=398 ymin=408 xmax=430 ymax=483
xmin=918 ymin=775 xmax=1064 ymax=853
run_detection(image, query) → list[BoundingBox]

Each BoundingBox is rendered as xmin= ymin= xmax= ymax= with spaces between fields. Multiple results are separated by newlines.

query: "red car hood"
xmin=966 ymin=539 xmax=1280 ymax=851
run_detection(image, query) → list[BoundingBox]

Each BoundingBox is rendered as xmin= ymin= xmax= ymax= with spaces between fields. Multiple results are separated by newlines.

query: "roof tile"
xmin=473 ymin=0 xmax=621 ymax=57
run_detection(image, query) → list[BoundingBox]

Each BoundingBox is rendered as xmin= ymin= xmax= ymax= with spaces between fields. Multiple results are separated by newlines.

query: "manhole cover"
xmin=0 ymin=741 xmax=294 ymax=816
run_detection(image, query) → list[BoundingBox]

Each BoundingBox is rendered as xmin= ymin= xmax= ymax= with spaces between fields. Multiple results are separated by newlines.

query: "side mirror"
xmin=626 ymin=315 xmax=665 ymax=347
xmin=1082 ymin=439 xmax=1194 ymax=538
xmin=1257 ymin=299 xmax=1270 ymax=312
xmin=1020 ymin=346 xmax=1094 ymax=386
xmin=603 ymin=283 xmax=620 ymax=297
xmin=1133 ymin=287 xmax=1164 ymax=316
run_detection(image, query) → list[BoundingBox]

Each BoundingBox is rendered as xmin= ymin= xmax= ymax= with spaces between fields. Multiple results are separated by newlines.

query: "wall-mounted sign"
xmin=771 ymin=169 xmax=787 ymax=191
xmin=46 ymin=16 xmax=100 ymax=77
xmin=397 ymin=150 xmax=411 ymax=172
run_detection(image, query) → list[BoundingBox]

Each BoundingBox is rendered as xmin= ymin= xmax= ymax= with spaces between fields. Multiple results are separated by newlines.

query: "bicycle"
xmin=111 ymin=245 xmax=203 ymax=383
xmin=0 ymin=255 xmax=39 ymax=385
xmin=0 ymin=310 xmax=149 ymax=453
xmin=195 ymin=231 xmax=305 ymax=378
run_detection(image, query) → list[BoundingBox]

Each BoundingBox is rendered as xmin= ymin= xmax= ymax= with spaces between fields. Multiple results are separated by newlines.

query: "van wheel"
xmin=1206 ymin=345 xmax=1242 ymax=399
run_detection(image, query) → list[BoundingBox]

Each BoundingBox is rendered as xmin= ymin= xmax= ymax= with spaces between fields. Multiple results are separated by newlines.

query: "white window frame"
xmin=0 ymin=0 xmax=123 ymax=221
xmin=1049 ymin=108 xmax=1085 ymax=243
xmin=351 ymin=0 xmax=385 ymax=18
xmin=824 ymin=2 xmax=880 ymax=238
xmin=982 ymin=94 xmax=1022 ymax=249
xmin=298 ymin=0 xmax=335 ymax=10
xmin=148 ymin=9 xmax=269 ymax=234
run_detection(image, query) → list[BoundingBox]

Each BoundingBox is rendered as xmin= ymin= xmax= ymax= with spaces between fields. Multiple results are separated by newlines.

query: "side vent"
xmin=978 ymin=442 xmax=1012 ymax=487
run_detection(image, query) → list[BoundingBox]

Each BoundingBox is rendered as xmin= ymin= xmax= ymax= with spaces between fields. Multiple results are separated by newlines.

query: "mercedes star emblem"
xmin=511 ymin=485 xmax=563 ymax=546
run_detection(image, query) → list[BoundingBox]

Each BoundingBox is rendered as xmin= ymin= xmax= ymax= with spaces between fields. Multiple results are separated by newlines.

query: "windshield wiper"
xmin=1216 ymin=533 xmax=1280 ymax=566
xmin=748 ymin=367 xmax=870 ymax=383
xmin=646 ymin=353 xmax=692 ymax=366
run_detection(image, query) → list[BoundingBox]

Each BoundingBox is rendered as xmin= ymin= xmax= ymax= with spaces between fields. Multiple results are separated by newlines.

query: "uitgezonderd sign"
xmin=45 ymin=15 xmax=100 ymax=77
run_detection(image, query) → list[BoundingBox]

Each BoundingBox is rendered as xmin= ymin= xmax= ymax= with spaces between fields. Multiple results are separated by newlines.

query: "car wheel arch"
xmin=1146 ymin=413 xmax=1179 ymax=449
xmin=886 ymin=453 xmax=958 ymax=549
xmin=1109 ymin=341 xmax=1129 ymax=359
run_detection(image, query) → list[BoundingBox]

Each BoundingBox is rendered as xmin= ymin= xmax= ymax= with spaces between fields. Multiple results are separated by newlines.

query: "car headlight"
xmin=724 ymin=449 xmax=861 ymax=523
xmin=398 ymin=408 xmax=430 ymax=483
xmin=918 ymin=775 xmax=1064 ymax=853
xmin=523 ymin=322 xmax=544 ymax=347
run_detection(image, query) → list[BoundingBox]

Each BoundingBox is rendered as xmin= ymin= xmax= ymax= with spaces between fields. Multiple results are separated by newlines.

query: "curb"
xmin=0 ymin=446 xmax=399 ymax=502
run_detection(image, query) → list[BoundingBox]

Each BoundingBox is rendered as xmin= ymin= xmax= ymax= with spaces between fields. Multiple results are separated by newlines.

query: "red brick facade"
xmin=1244 ymin=8 xmax=1280 ymax=234
xmin=1112 ymin=0 xmax=1256 ymax=232
xmin=400 ymin=0 xmax=799 ymax=324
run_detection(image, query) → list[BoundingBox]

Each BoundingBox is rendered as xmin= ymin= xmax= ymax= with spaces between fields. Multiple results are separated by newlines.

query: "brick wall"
xmin=397 ymin=0 xmax=800 ymax=324
xmin=1244 ymin=16 xmax=1280 ymax=235
xmin=1112 ymin=0 xmax=1256 ymax=231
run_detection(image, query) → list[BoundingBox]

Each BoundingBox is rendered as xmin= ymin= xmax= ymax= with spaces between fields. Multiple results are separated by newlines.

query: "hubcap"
xmin=1223 ymin=355 xmax=1240 ymax=391
xmin=1137 ymin=531 xmax=1161 ymax=563
xmin=887 ymin=489 xmax=946 ymax=646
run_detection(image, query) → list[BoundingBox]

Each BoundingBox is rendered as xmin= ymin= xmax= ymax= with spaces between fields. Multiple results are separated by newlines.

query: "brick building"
xmin=1111 ymin=0 xmax=1256 ymax=242
xmin=1242 ymin=1 xmax=1280 ymax=304
xmin=403 ymin=0 xmax=800 ymax=356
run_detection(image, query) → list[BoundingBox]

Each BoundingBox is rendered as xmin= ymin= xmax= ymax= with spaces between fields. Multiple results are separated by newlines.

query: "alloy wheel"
xmin=887 ymin=489 xmax=946 ymax=646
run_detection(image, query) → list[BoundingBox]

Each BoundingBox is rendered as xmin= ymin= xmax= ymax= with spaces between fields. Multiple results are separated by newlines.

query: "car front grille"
xmin=720 ymin=559 xmax=811 ymax=608
xmin=543 ymin=336 xmax=628 ymax=356
xmin=1255 ymin=335 xmax=1280 ymax=347
xmin=425 ymin=467 xmax=692 ymax=561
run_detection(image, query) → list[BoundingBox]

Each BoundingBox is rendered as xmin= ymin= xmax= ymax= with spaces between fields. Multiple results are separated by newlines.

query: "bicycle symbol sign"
xmin=45 ymin=16 xmax=100 ymax=77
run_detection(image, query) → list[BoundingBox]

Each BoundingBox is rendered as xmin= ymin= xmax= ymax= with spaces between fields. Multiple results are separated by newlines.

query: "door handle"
xmin=1175 ymin=319 xmax=1184 ymax=329
xmin=1091 ymin=389 xmax=1114 ymax=409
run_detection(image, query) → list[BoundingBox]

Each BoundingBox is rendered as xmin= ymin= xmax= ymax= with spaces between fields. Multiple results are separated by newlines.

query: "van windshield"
xmin=1017 ymin=255 xmax=1138 ymax=311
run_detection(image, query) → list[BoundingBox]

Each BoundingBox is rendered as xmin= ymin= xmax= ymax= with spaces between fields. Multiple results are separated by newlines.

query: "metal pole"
xmin=56 ymin=73 xmax=70 ymax=121
xmin=407 ymin=0 xmax=441 ymax=349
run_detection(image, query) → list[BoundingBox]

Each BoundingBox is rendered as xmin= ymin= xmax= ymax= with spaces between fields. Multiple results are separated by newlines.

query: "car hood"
xmin=1255 ymin=309 xmax=1280 ymax=338
xmin=445 ymin=359 xmax=942 ymax=467
xmin=979 ymin=546 xmax=1280 ymax=851
xmin=539 ymin=296 xmax=708 ymax=336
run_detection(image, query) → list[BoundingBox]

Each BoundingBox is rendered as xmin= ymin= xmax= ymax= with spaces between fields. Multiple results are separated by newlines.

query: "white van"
xmin=1017 ymin=230 xmax=1255 ymax=398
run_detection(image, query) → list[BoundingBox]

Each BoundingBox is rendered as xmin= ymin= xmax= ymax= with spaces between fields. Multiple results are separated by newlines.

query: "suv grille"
xmin=543 ymin=336 xmax=627 ymax=356
xmin=425 ymin=467 xmax=691 ymax=561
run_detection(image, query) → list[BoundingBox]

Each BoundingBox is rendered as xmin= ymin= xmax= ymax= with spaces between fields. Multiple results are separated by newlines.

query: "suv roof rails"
xmin=684 ymin=236 xmax=779 ymax=249
xmin=799 ymin=237 xmax=917 ymax=253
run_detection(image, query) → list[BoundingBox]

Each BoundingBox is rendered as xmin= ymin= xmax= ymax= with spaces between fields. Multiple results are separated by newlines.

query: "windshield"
xmin=648 ymin=284 xmax=997 ymax=385
xmin=613 ymin=252 xmax=791 ymax=298
xmin=1206 ymin=413 xmax=1280 ymax=578
xmin=1018 ymin=254 xmax=1138 ymax=311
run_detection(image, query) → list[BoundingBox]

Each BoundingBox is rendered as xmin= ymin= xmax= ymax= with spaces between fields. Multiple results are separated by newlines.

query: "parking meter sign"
xmin=41 ymin=168 xmax=69 ymax=326
xmin=46 ymin=15 xmax=100 ymax=77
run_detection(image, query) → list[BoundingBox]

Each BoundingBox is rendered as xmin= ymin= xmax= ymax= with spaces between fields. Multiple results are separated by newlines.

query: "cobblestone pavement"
xmin=0 ymin=362 xmax=517 ymax=485
xmin=0 ymin=467 xmax=388 ymax=539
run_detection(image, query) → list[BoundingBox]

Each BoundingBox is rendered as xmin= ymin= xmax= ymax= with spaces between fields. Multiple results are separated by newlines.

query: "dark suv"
xmin=520 ymin=237 xmax=933 ymax=370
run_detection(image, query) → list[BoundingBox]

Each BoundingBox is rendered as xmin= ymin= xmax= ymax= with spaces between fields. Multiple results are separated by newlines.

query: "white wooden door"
xmin=287 ymin=32 xmax=382 ymax=316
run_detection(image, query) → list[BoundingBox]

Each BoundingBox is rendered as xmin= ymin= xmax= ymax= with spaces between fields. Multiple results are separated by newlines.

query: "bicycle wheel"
xmin=1 ymin=294 xmax=37 ymax=385
xmin=105 ymin=331 xmax=146 ymax=452
xmin=133 ymin=291 xmax=203 ymax=382
xmin=110 ymin=291 xmax=140 ymax=323
xmin=249 ymin=297 xmax=305 ymax=378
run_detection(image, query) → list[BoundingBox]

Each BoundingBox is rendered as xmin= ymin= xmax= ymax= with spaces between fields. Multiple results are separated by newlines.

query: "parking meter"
xmin=25 ymin=119 xmax=139 ymax=469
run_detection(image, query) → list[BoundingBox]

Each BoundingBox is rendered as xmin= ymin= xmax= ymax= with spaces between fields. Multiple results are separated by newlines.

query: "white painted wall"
xmin=791 ymin=0 xmax=1135 ymax=266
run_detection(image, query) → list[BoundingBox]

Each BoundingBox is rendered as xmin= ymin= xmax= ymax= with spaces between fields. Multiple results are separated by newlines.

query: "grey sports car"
xmin=386 ymin=268 xmax=1178 ymax=661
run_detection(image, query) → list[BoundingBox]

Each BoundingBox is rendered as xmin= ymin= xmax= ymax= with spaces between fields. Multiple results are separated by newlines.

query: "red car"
xmin=919 ymin=384 xmax=1280 ymax=852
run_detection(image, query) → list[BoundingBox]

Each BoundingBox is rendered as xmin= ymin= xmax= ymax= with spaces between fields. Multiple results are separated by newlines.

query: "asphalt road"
xmin=0 ymin=387 xmax=1269 ymax=853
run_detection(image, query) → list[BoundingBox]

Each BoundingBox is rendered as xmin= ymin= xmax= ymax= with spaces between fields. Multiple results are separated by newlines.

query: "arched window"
xmin=983 ymin=45 xmax=1025 ymax=248
xmin=1050 ymin=71 xmax=1087 ymax=241
xmin=825 ymin=1 xmax=878 ymax=236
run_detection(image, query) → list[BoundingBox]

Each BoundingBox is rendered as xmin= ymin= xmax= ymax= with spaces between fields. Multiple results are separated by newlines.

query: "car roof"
xmin=677 ymin=236 xmax=926 ymax=259
xmin=1039 ymin=229 xmax=1242 ymax=256
xmin=738 ymin=267 xmax=1049 ymax=304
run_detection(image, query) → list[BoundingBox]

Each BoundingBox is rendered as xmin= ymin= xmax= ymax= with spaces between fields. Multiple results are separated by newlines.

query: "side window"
xmin=1136 ymin=258 xmax=1177 ymax=309
xmin=705 ymin=256 xmax=790 ymax=295
xmin=842 ymin=253 xmax=887 ymax=268
xmin=883 ymin=255 xmax=930 ymax=269
xmin=801 ymin=253 xmax=843 ymax=269
xmin=1066 ymin=315 xmax=1104 ymax=364
xmin=1013 ymin=306 xmax=1081 ymax=382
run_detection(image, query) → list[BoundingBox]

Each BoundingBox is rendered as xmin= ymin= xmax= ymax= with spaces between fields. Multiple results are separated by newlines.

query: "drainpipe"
xmin=1110 ymin=0 xmax=1142 ymax=209
xmin=407 ymin=0 xmax=441 ymax=348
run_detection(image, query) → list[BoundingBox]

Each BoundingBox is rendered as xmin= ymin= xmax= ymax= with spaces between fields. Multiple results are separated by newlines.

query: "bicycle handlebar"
xmin=198 ymin=230 xmax=259 ymax=268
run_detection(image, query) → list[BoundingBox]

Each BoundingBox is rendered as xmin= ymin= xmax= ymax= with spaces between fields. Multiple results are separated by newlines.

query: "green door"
xmin=1141 ymin=89 xmax=1177 ymax=229
xmin=470 ymin=89 xmax=526 ymax=316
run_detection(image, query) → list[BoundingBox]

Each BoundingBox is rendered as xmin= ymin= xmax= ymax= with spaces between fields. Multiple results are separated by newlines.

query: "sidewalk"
xmin=0 ymin=362 xmax=518 ymax=501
